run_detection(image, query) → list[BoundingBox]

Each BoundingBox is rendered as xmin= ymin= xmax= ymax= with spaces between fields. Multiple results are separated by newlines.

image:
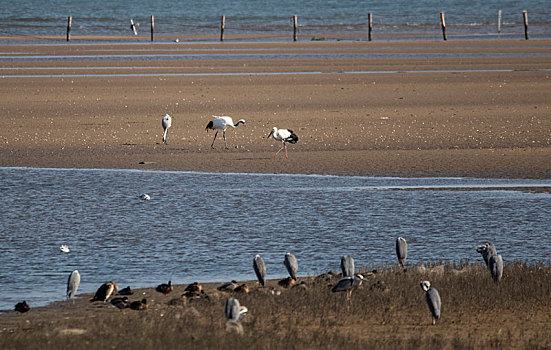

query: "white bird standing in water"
xmin=267 ymin=127 xmax=298 ymax=159
xmin=205 ymin=116 xmax=246 ymax=149
xmin=161 ymin=114 xmax=172 ymax=144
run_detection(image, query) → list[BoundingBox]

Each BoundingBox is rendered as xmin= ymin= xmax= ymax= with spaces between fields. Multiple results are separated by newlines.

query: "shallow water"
xmin=0 ymin=167 xmax=550 ymax=311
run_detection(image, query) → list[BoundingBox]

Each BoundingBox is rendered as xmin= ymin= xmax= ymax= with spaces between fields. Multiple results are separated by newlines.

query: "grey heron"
xmin=66 ymin=270 xmax=80 ymax=301
xmin=284 ymin=252 xmax=298 ymax=280
xmin=420 ymin=281 xmax=441 ymax=325
xmin=205 ymin=116 xmax=245 ymax=149
xmin=476 ymin=242 xmax=497 ymax=268
xmin=489 ymin=254 xmax=503 ymax=283
xmin=267 ymin=127 xmax=298 ymax=159
xmin=155 ymin=280 xmax=173 ymax=295
xmin=161 ymin=114 xmax=172 ymax=144
xmin=225 ymin=297 xmax=248 ymax=334
xmin=340 ymin=255 xmax=355 ymax=278
xmin=332 ymin=274 xmax=365 ymax=300
xmin=90 ymin=281 xmax=118 ymax=302
xmin=253 ymin=254 xmax=266 ymax=286
xmin=396 ymin=237 xmax=407 ymax=268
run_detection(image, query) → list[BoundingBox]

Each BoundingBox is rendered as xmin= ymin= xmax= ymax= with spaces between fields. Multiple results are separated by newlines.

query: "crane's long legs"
xmin=223 ymin=131 xmax=228 ymax=149
xmin=274 ymin=142 xmax=285 ymax=158
xmin=211 ymin=130 xmax=219 ymax=148
xmin=284 ymin=143 xmax=288 ymax=159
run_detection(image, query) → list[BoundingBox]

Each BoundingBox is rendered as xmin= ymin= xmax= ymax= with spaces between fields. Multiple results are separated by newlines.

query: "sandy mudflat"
xmin=0 ymin=39 xmax=549 ymax=178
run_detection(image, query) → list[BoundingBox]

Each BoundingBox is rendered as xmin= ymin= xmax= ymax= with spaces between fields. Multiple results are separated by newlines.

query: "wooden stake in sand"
xmin=440 ymin=12 xmax=447 ymax=41
xmin=220 ymin=15 xmax=226 ymax=42
xmin=130 ymin=19 xmax=138 ymax=36
xmin=368 ymin=13 xmax=373 ymax=41
xmin=292 ymin=15 xmax=298 ymax=41
xmin=497 ymin=10 xmax=502 ymax=39
xmin=523 ymin=10 xmax=529 ymax=40
xmin=150 ymin=15 xmax=154 ymax=42
xmin=66 ymin=16 xmax=72 ymax=42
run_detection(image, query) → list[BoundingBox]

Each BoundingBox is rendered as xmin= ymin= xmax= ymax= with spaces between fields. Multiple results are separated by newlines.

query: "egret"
xmin=396 ymin=237 xmax=408 ymax=268
xmin=340 ymin=255 xmax=354 ymax=278
xmin=284 ymin=253 xmax=298 ymax=280
xmin=267 ymin=127 xmax=298 ymax=159
xmin=420 ymin=281 xmax=441 ymax=325
xmin=332 ymin=274 xmax=365 ymax=300
xmin=161 ymin=114 xmax=172 ymax=144
xmin=67 ymin=270 xmax=80 ymax=301
xmin=90 ymin=281 xmax=118 ymax=302
xmin=155 ymin=280 xmax=173 ymax=295
xmin=253 ymin=254 xmax=266 ymax=286
xmin=489 ymin=254 xmax=503 ymax=283
xmin=205 ymin=116 xmax=245 ymax=149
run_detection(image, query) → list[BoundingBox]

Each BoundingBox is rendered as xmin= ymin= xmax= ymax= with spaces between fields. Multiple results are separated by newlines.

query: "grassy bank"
xmin=1 ymin=262 xmax=550 ymax=349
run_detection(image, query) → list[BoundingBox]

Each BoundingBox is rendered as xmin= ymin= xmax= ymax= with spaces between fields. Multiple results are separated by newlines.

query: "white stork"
xmin=205 ymin=116 xmax=245 ymax=149
xmin=267 ymin=127 xmax=298 ymax=159
xmin=161 ymin=114 xmax=172 ymax=144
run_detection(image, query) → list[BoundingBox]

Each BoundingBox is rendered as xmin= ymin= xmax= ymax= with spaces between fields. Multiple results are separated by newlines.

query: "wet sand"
xmin=0 ymin=39 xmax=550 ymax=178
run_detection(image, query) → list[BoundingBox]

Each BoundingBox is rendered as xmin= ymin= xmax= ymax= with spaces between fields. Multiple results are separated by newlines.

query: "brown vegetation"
xmin=1 ymin=263 xmax=551 ymax=349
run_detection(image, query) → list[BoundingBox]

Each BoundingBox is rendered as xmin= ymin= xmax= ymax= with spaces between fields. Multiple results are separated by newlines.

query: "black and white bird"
xmin=284 ymin=253 xmax=298 ymax=281
xmin=253 ymin=254 xmax=266 ymax=286
xmin=161 ymin=114 xmax=172 ymax=144
xmin=420 ymin=280 xmax=441 ymax=325
xmin=90 ymin=281 xmax=118 ymax=302
xmin=332 ymin=274 xmax=365 ymax=300
xmin=205 ymin=116 xmax=245 ymax=149
xmin=67 ymin=270 xmax=80 ymax=301
xmin=396 ymin=237 xmax=408 ymax=268
xmin=267 ymin=127 xmax=298 ymax=159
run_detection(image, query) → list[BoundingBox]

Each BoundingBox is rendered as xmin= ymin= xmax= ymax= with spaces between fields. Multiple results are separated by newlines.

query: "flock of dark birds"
xmin=13 ymin=238 xmax=504 ymax=331
xmin=163 ymin=114 xmax=299 ymax=158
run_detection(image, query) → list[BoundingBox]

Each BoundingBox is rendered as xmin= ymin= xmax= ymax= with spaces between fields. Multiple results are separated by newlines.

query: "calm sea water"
xmin=0 ymin=0 xmax=550 ymax=40
xmin=0 ymin=167 xmax=550 ymax=311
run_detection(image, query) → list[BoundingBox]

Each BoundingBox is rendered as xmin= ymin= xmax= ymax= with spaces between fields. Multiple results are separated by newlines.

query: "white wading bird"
xmin=205 ymin=116 xmax=245 ymax=149
xmin=267 ymin=127 xmax=298 ymax=159
xmin=161 ymin=114 xmax=172 ymax=144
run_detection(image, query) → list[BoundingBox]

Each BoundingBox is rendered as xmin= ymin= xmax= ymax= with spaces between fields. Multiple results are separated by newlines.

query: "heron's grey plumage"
xmin=476 ymin=242 xmax=498 ymax=268
xmin=332 ymin=274 xmax=365 ymax=293
xmin=489 ymin=254 xmax=503 ymax=283
xmin=67 ymin=270 xmax=80 ymax=300
xmin=253 ymin=254 xmax=266 ymax=286
xmin=284 ymin=253 xmax=298 ymax=280
xmin=340 ymin=255 xmax=354 ymax=278
xmin=225 ymin=297 xmax=241 ymax=322
xmin=396 ymin=237 xmax=407 ymax=267
xmin=421 ymin=281 xmax=441 ymax=325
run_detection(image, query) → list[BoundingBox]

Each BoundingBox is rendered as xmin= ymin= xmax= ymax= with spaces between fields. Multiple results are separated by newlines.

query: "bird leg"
xmin=432 ymin=317 xmax=436 ymax=325
xmin=223 ymin=130 xmax=228 ymax=149
xmin=211 ymin=130 xmax=219 ymax=148
xmin=284 ymin=142 xmax=288 ymax=159
xmin=274 ymin=142 xmax=285 ymax=158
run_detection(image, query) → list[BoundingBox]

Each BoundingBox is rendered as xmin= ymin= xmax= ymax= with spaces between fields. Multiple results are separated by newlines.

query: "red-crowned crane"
xmin=267 ymin=127 xmax=298 ymax=159
xmin=161 ymin=114 xmax=172 ymax=144
xmin=205 ymin=116 xmax=246 ymax=149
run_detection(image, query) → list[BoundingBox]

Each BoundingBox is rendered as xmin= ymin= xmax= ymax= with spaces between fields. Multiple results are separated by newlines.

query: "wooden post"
xmin=292 ymin=15 xmax=298 ymax=41
xmin=150 ymin=15 xmax=154 ymax=42
xmin=66 ymin=16 xmax=72 ymax=42
xmin=368 ymin=13 xmax=373 ymax=41
xmin=440 ymin=12 xmax=447 ymax=40
xmin=130 ymin=19 xmax=138 ymax=35
xmin=497 ymin=10 xmax=502 ymax=39
xmin=220 ymin=15 xmax=225 ymax=41
xmin=523 ymin=10 xmax=529 ymax=40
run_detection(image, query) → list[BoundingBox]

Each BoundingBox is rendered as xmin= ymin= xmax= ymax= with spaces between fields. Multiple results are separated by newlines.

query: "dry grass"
xmin=1 ymin=262 xmax=551 ymax=349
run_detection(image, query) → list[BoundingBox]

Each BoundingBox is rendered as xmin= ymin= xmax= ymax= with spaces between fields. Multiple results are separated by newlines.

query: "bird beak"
xmin=267 ymin=131 xmax=273 ymax=139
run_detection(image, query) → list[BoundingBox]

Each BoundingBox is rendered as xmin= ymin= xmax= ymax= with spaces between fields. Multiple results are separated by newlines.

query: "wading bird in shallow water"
xmin=253 ymin=254 xmax=266 ymax=286
xmin=67 ymin=270 xmax=80 ymax=301
xmin=205 ymin=116 xmax=245 ymax=149
xmin=420 ymin=280 xmax=441 ymax=325
xmin=161 ymin=114 xmax=172 ymax=144
xmin=267 ymin=127 xmax=298 ymax=159
xmin=396 ymin=237 xmax=408 ymax=268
